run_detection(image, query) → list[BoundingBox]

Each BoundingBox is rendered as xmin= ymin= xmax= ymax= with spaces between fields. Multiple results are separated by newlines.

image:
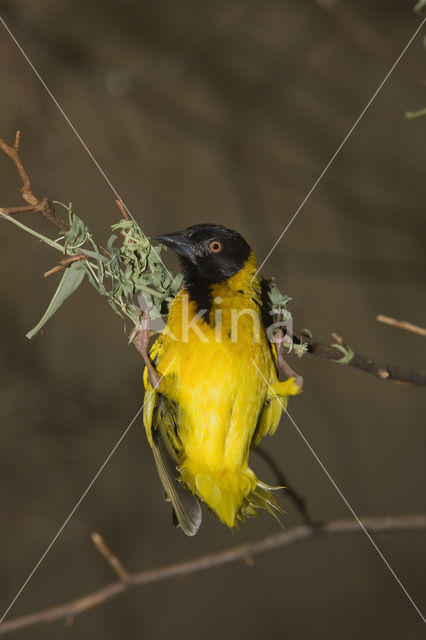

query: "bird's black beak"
xmin=156 ymin=232 xmax=197 ymax=264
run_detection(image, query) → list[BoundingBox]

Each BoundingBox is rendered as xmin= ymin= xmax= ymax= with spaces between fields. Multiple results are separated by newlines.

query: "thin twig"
xmin=254 ymin=445 xmax=313 ymax=525
xmin=293 ymin=331 xmax=426 ymax=386
xmin=377 ymin=314 xmax=426 ymax=338
xmin=0 ymin=131 xmax=38 ymax=207
xmin=0 ymin=203 xmax=44 ymax=215
xmin=115 ymin=197 xmax=130 ymax=221
xmin=0 ymin=134 xmax=112 ymax=266
xmin=0 ymin=134 xmax=69 ymax=231
xmin=44 ymin=254 xmax=87 ymax=278
xmin=0 ymin=514 xmax=424 ymax=636
xmin=91 ymin=532 xmax=130 ymax=583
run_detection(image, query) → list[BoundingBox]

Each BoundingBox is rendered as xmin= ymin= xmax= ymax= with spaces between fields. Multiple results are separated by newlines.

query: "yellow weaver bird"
xmin=137 ymin=224 xmax=302 ymax=535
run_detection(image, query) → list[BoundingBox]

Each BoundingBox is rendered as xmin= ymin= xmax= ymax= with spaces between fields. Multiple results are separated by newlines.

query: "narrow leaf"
xmin=26 ymin=262 xmax=86 ymax=339
xmin=405 ymin=107 xmax=426 ymax=119
xmin=414 ymin=0 xmax=426 ymax=15
xmin=0 ymin=211 xmax=64 ymax=251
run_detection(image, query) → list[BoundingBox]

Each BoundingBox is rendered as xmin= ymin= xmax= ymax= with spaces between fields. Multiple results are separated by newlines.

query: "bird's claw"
xmin=130 ymin=312 xmax=161 ymax=388
xmin=273 ymin=327 xmax=303 ymax=391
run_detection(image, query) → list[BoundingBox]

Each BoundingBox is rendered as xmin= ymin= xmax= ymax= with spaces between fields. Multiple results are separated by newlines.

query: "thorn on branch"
xmin=14 ymin=130 xmax=20 ymax=151
xmin=378 ymin=368 xmax=390 ymax=380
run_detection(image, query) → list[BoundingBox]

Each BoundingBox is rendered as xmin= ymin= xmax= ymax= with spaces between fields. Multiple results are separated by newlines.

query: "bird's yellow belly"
xmin=155 ymin=314 xmax=274 ymax=526
xmin=168 ymin=339 xmax=268 ymax=466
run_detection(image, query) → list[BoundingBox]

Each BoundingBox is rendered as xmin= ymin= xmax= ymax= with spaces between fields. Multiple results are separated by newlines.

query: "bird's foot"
xmin=273 ymin=326 xmax=303 ymax=391
xmin=130 ymin=311 xmax=162 ymax=388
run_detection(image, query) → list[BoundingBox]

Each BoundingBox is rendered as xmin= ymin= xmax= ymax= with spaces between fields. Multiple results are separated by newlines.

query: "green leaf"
xmin=26 ymin=262 xmax=86 ymax=339
xmin=0 ymin=211 xmax=65 ymax=252
xmin=331 ymin=343 xmax=355 ymax=365
xmin=264 ymin=277 xmax=291 ymax=308
xmin=107 ymin=233 xmax=118 ymax=251
xmin=414 ymin=0 xmax=426 ymax=15
xmin=405 ymin=107 xmax=426 ymax=119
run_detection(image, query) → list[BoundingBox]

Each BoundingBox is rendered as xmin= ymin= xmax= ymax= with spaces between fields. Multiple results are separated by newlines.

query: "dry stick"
xmin=44 ymin=254 xmax=87 ymax=278
xmin=0 ymin=203 xmax=43 ymax=215
xmin=254 ymin=445 xmax=313 ymax=525
xmin=115 ymin=197 xmax=130 ymax=221
xmin=0 ymin=131 xmax=38 ymax=207
xmin=0 ymin=133 xmax=111 ymax=274
xmin=91 ymin=532 xmax=130 ymax=583
xmin=0 ymin=134 xmax=70 ymax=232
xmin=0 ymin=514 xmax=425 ymax=636
xmin=377 ymin=315 xmax=426 ymax=338
xmin=293 ymin=332 xmax=426 ymax=386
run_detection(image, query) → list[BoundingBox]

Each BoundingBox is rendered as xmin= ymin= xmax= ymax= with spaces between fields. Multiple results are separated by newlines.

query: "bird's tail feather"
xmin=239 ymin=481 xmax=283 ymax=525
xmin=180 ymin=461 xmax=282 ymax=528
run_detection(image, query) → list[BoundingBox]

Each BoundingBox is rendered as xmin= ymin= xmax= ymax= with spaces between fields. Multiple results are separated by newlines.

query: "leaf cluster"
xmin=1 ymin=203 xmax=302 ymax=350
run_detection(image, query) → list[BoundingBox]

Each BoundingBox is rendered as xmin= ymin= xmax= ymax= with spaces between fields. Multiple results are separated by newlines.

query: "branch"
xmin=0 ymin=514 xmax=424 ymax=636
xmin=293 ymin=331 xmax=426 ymax=387
xmin=0 ymin=133 xmax=88 ymax=282
xmin=0 ymin=134 xmax=110 ymax=274
xmin=254 ymin=445 xmax=313 ymax=525
xmin=43 ymin=254 xmax=87 ymax=278
xmin=0 ymin=133 xmax=69 ymax=232
xmin=377 ymin=314 xmax=426 ymax=338
xmin=0 ymin=131 xmax=38 ymax=208
xmin=91 ymin=532 xmax=130 ymax=583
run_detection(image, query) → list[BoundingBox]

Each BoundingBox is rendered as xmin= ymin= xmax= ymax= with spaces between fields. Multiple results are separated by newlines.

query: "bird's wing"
xmin=151 ymin=405 xmax=202 ymax=536
xmin=143 ymin=342 xmax=202 ymax=536
xmin=252 ymin=338 xmax=302 ymax=447
xmin=251 ymin=393 xmax=283 ymax=448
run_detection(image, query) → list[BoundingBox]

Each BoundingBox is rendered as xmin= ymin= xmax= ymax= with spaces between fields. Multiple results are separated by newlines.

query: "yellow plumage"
xmin=143 ymin=251 xmax=301 ymax=530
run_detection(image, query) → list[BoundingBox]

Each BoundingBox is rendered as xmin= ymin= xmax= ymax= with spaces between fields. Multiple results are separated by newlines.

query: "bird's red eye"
xmin=209 ymin=240 xmax=222 ymax=253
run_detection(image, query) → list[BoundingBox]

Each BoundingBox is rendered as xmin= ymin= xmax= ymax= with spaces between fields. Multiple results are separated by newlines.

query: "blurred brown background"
xmin=0 ymin=1 xmax=425 ymax=638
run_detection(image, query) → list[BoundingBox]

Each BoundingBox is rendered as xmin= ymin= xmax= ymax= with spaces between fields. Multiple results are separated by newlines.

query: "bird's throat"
xmin=179 ymin=252 xmax=260 ymax=325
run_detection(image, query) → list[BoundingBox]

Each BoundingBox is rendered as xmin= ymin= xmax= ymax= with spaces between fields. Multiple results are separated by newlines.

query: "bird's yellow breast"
xmin=149 ymin=254 xmax=280 ymax=526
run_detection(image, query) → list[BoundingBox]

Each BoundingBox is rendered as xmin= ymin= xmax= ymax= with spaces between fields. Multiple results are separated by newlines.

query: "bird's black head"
xmin=156 ymin=223 xmax=251 ymax=284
